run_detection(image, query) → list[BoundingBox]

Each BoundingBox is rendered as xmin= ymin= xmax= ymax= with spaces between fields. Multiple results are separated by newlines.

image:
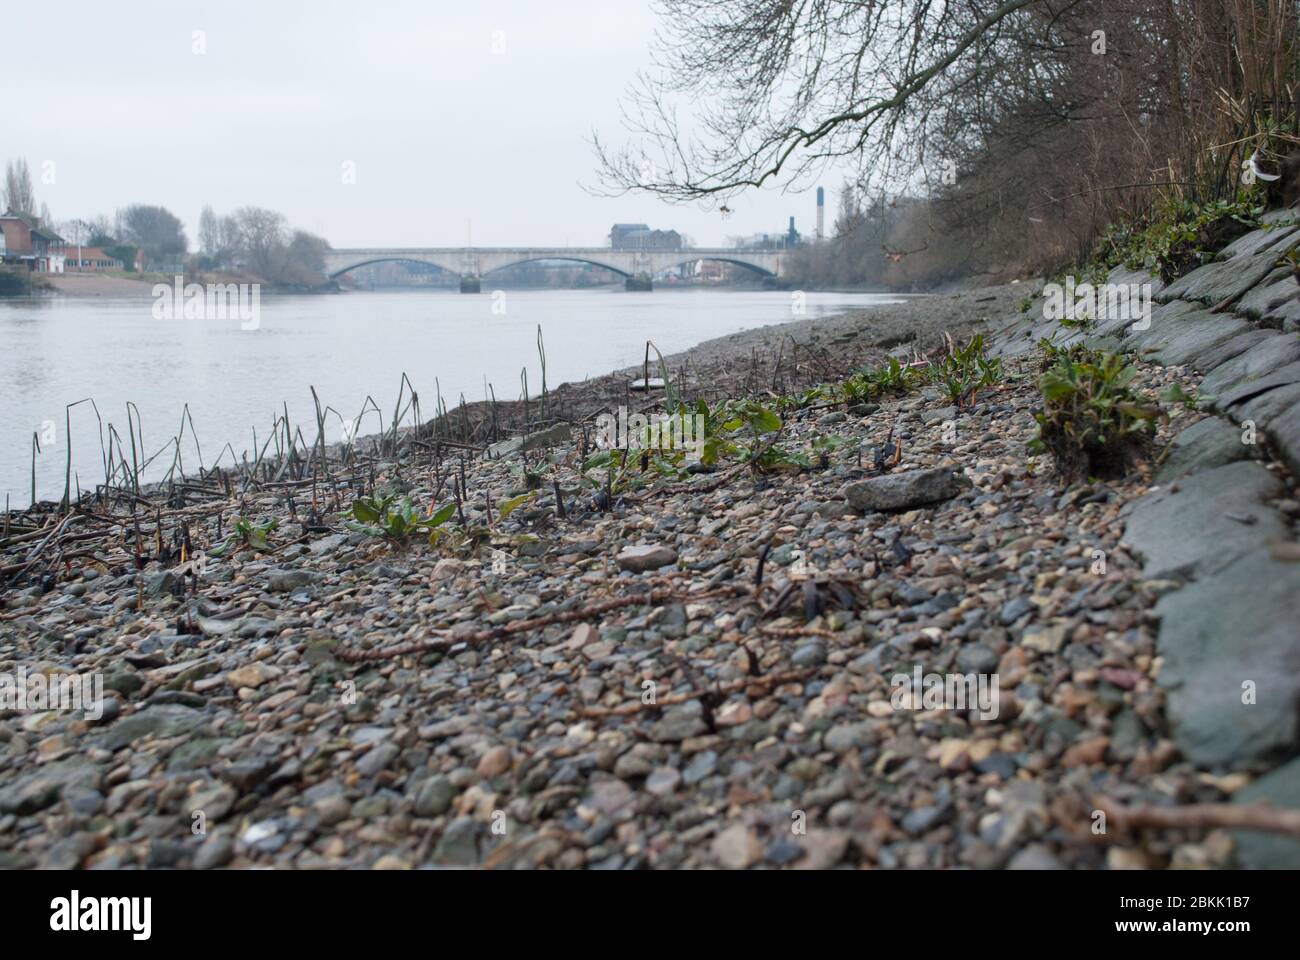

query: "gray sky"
xmin=6 ymin=0 xmax=826 ymax=249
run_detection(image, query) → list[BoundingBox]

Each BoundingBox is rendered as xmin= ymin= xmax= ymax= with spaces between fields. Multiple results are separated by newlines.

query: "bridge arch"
xmin=662 ymin=256 xmax=778 ymax=278
xmin=478 ymin=255 xmax=633 ymax=279
xmin=325 ymin=254 xmax=464 ymax=280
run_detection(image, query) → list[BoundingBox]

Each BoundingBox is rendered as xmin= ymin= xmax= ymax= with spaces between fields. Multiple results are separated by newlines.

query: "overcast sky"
xmin=4 ymin=0 xmax=828 ymax=249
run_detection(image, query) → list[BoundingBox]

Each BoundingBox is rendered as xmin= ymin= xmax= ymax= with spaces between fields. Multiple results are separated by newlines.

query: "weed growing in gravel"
xmin=345 ymin=494 xmax=457 ymax=545
xmin=806 ymin=433 xmax=852 ymax=469
xmin=709 ymin=398 xmax=802 ymax=472
xmin=930 ymin=334 xmax=1002 ymax=408
xmin=840 ymin=356 xmax=925 ymax=404
xmin=1029 ymin=346 xmax=1160 ymax=480
xmin=580 ymin=448 xmax=645 ymax=499
xmin=1035 ymin=338 xmax=1094 ymax=372
xmin=581 ymin=397 xmax=799 ymax=500
xmin=1160 ymin=381 xmax=1207 ymax=411
xmin=209 ymin=516 xmax=277 ymax=556
xmin=871 ymin=356 xmax=925 ymax=395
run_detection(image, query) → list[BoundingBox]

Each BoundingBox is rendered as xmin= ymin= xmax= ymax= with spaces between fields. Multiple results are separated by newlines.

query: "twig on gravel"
xmin=334 ymin=582 xmax=753 ymax=662
xmin=1096 ymin=796 xmax=1300 ymax=838
xmin=758 ymin=623 xmax=840 ymax=639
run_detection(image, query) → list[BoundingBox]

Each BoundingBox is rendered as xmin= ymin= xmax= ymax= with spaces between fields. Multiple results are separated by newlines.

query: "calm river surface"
xmin=0 ymin=288 xmax=901 ymax=506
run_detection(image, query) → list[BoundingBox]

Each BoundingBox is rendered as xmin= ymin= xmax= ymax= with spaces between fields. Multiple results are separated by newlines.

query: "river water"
xmin=0 ymin=288 xmax=901 ymax=506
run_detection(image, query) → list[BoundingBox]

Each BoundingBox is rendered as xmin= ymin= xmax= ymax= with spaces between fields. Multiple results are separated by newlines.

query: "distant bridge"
xmin=322 ymin=247 xmax=786 ymax=291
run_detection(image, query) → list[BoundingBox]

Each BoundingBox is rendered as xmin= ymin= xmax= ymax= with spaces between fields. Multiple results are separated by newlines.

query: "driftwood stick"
xmin=1096 ymin=796 xmax=1300 ymax=838
xmin=335 ymin=582 xmax=752 ymax=663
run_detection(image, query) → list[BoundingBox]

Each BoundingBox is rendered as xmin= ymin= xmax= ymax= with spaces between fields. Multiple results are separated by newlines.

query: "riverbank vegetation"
xmin=597 ymin=0 xmax=1299 ymax=291
xmin=1030 ymin=344 xmax=1160 ymax=481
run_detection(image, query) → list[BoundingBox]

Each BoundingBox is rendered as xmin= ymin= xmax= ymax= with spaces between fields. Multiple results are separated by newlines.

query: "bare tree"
xmin=198 ymin=205 xmax=221 ymax=256
xmin=230 ymin=206 xmax=288 ymax=280
xmin=3 ymin=158 xmax=37 ymax=218
xmin=85 ymin=215 xmax=116 ymax=246
xmin=594 ymin=0 xmax=1049 ymax=202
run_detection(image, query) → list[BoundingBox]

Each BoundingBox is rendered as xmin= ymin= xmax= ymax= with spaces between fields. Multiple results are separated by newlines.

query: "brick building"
xmin=0 ymin=215 xmax=66 ymax=272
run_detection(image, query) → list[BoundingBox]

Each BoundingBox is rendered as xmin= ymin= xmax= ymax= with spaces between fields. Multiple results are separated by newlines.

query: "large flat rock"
xmin=1236 ymin=381 xmax=1300 ymax=476
xmin=1108 ymin=266 xmax=1164 ymax=292
xmin=1237 ymin=267 xmax=1300 ymax=328
xmin=1124 ymin=301 xmax=1214 ymax=353
xmin=1218 ymin=359 xmax=1300 ymax=409
xmin=486 ymin=422 xmax=574 ymax=459
xmin=1097 ymin=300 xmax=1190 ymax=346
xmin=1151 ymin=315 xmax=1253 ymax=368
xmin=1201 ymin=335 xmax=1300 ymax=397
xmin=1155 ymin=551 xmax=1300 ymax=769
xmin=1187 ymin=328 xmax=1277 ymax=373
xmin=1233 ymin=758 xmax=1300 ymax=868
xmin=1123 ymin=461 xmax=1286 ymax=580
xmin=1154 ymin=416 xmax=1257 ymax=483
xmin=1218 ymin=223 xmax=1300 ymax=260
xmin=1157 ymin=253 xmax=1281 ymax=306
xmin=97 ymin=703 xmax=210 ymax=751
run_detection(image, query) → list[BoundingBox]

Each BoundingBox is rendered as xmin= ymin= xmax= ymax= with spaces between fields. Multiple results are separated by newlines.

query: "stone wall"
xmin=994 ymin=205 xmax=1300 ymax=867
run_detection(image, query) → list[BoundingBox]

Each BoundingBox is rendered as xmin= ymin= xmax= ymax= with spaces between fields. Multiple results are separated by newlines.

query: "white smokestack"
xmin=816 ymin=186 xmax=825 ymax=240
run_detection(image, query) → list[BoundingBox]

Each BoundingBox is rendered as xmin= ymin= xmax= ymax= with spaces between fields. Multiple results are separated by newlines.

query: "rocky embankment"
xmin=993 ymin=207 xmax=1300 ymax=867
xmin=0 ymin=230 xmax=1297 ymax=869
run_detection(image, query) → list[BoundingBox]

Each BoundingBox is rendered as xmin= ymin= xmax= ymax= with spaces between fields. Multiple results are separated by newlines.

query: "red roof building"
xmin=64 ymin=247 xmax=124 ymax=272
xmin=0 ymin=215 xmax=66 ymax=272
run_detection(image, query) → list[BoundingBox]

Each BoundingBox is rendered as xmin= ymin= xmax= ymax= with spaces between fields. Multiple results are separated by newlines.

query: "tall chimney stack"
xmin=816 ymin=186 xmax=825 ymax=240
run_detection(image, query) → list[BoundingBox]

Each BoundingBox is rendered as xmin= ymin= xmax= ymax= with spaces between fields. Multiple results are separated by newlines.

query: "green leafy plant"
xmin=778 ymin=383 xmax=839 ymax=411
xmin=1097 ymin=194 xmax=1265 ymax=284
xmin=1281 ymin=247 xmax=1300 ymax=284
xmin=579 ymin=448 xmax=645 ymax=498
xmin=496 ymin=491 xmax=537 ymax=520
xmin=1035 ymin=337 xmax=1093 ymax=372
xmin=1160 ymin=382 xmax=1204 ymax=411
xmin=209 ymin=517 xmax=278 ymax=557
xmin=840 ymin=356 xmax=924 ymax=404
xmin=580 ymin=397 xmax=798 ymax=499
xmin=712 ymin=398 xmax=795 ymax=471
xmin=345 ymin=494 xmax=457 ymax=545
xmin=872 ymin=356 xmax=924 ymax=395
xmin=930 ymin=334 xmax=1002 ymax=408
xmin=807 ymin=433 xmax=851 ymax=469
xmin=1029 ymin=346 xmax=1160 ymax=480
xmin=838 ymin=374 xmax=876 ymax=405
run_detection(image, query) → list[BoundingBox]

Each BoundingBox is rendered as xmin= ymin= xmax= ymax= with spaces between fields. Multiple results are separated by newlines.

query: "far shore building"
xmin=0 ymin=215 xmax=66 ymax=272
xmin=609 ymin=223 xmax=683 ymax=251
xmin=64 ymin=246 xmax=125 ymax=272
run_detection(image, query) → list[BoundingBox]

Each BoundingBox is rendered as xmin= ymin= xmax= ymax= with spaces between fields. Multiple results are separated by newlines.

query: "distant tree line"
xmin=3 ymin=154 xmax=328 ymax=284
xmin=783 ymin=187 xmax=981 ymax=290
xmin=196 ymin=205 xmax=330 ymax=285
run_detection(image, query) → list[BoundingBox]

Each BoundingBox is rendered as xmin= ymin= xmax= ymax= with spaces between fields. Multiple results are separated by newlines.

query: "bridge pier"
xmin=625 ymin=275 xmax=653 ymax=292
xmin=459 ymin=275 xmax=481 ymax=294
